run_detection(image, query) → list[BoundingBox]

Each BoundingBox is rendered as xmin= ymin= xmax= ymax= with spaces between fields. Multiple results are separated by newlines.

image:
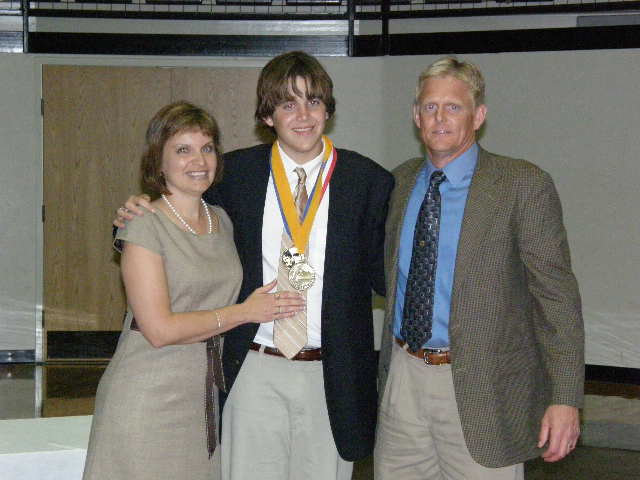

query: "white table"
xmin=0 ymin=415 xmax=92 ymax=480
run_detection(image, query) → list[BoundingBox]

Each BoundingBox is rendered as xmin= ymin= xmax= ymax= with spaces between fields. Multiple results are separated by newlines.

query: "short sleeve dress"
xmin=83 ymin=205 xmax=242 ymax=480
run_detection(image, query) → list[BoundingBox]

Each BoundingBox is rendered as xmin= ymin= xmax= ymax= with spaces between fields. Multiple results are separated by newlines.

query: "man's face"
xmin=413 ymin=75 xmax=487 ymax=168
xmin=264 ymin=76 xmax=328 ymax=165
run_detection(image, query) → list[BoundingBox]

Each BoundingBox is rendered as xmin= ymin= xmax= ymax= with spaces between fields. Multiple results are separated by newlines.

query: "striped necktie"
xmin=273 ymin=167 xmax=309 ymax=359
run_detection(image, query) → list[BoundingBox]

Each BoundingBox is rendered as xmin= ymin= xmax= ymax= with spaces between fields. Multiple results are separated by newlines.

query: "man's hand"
xmin=538 ymin=404 xmax=580 ymax=462
xmin=114 ymin=194 xmax=154 ymax=228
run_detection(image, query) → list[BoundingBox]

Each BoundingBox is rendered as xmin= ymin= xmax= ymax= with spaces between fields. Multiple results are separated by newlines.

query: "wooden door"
xmin=170 ymin=67 xmax=265 ymax=152
xmin=42 ymin=65 xmax=261 ymax=360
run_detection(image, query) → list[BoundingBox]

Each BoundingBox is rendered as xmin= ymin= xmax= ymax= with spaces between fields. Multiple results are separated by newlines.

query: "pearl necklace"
xmin=161 ymin=194 xmax=212 ymax=235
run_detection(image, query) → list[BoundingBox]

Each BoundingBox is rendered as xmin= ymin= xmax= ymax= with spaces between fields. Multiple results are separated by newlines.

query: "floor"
xmin=353 ymin=446 xmax=640 ymax=479
xmin=523 ymin=447 xmax=640 ymax=479
xmin=1 ymin=363 xmax=639 ymax=479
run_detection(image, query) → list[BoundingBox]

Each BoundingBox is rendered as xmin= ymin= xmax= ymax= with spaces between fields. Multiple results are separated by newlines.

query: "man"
xmin=374 ymin=57 xmax=584 ymax=480
xmin=116 ymin=51 xmax=393 ymax=480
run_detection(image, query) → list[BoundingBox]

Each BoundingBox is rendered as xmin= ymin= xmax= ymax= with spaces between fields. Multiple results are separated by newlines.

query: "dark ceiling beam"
xmin=28 ymin=32 xmax=349 ymax=56
xmin=354 ymin=25 xmax=640 ymax=56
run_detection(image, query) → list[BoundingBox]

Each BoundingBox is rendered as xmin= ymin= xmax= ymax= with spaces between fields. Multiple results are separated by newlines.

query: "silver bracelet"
xmin=215 ymin=310 xmax=223 ymax=330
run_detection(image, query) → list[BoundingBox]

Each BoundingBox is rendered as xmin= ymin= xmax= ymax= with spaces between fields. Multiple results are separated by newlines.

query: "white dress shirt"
xmin=254 ymin=142 xmax=333 ymax=348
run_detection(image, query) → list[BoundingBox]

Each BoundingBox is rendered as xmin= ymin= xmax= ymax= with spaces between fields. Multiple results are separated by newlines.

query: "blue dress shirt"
xmin=394 ymin=144 xmax=478 ymax=349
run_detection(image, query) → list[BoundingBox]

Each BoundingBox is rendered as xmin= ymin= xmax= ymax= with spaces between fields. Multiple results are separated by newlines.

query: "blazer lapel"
xmin=384 ymin=157 xmax=425 ymax=320
xmin=242 ymin=149 xmax=271 ymax=287
xmin=452 ymin=148 xmax=503 ymax=298
xmin=324 ymin=154 xmax=349 ymax=293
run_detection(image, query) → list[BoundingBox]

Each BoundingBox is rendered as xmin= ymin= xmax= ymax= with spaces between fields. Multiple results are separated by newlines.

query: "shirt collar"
xmin=425 ymin=143 xmax=478 ymax=186
xmin=277 ymin=141 xmax=325 ymax=182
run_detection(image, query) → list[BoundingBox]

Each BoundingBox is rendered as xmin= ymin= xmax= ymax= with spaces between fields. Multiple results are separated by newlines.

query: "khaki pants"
xmin=221 ymin=349 xmax=352 ymax=480
xmin=374 ymin=341 xmax=524 ymax=480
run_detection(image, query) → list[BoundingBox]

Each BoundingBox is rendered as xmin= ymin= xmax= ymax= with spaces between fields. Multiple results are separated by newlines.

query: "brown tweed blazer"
xmin=378 ymin=147 xmax=585 ymax=468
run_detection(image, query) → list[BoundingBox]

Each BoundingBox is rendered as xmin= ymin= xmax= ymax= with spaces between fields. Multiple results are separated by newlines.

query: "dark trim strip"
xmin=0 ymin=350 xmax=35 ymax=363
xmin=586 ymin=365 xmax=640 ymax=386
xmin=46 ymin=365 xmax=107 ymax=398
xmin=23 ymin=0 xmax=29 ymax=57
xmin=27 ymin=26 xmax=637 ymax=57
xmin=354 ymin=25 xmax=640 ymax=56
xmin=0 ymin=31 xmax=23 ymax=53
xmin=47 ymin=331 xmax=120 ymax=359
xmin=39 ymin=331 xmax=640 ymax=385
xmin=28 ymin=32 xmax=348 ymax=56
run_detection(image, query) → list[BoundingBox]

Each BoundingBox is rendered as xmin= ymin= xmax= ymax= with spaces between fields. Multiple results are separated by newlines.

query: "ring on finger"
xmin=278 ymin=305 xmax=282 ymax=314
xmin=275 ymin=293 xmax=280 ymax=300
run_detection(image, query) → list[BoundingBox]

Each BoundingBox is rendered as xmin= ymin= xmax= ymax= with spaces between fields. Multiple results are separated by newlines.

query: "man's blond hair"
xmin=415 ymin=57 xmax=485 ymax=107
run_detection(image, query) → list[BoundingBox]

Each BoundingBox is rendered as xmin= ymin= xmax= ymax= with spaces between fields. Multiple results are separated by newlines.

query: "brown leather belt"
xmin=250 ymin=342 xmax=322 ymax=361
xmin=395 ymin=338 xmax=451 ymax=365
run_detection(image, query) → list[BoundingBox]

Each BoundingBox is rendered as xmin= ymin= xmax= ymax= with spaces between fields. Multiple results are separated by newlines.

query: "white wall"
xmin=0 ymin=49 xmax=638 ymax=368
xmin=0 ymin=55 xmax=41 ymax=352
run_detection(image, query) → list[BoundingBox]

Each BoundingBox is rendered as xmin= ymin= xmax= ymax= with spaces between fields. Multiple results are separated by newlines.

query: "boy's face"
xmin=264 ymin=76 xmax=328 ymax=165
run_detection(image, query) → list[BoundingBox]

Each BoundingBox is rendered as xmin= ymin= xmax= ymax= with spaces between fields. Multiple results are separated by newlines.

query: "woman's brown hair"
xmin=141 ymin=101 xmax=223 ymax=197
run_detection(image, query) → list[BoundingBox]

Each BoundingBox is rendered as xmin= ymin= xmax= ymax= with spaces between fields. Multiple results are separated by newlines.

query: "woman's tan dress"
xmin=83 ymin=205 xmax=242 ymax=480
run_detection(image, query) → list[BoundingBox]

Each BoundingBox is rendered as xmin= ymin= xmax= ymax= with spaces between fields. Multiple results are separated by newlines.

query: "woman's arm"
xmin=121 ymin=241 xmax=304 ymax=348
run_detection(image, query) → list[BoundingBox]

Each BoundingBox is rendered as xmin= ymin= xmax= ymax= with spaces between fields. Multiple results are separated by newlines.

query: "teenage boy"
xmin=116 ymin=51 xmax=393 ymax=480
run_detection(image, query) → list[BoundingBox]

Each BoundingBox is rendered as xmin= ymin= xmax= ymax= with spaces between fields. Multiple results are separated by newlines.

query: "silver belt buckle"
xmin=422 ymin=347 xmax=447 ymax=365
xmin=422 ymin=350 xmax=431 ymax=365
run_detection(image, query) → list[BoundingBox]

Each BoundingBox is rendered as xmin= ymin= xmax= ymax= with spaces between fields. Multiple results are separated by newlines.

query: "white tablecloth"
xmin=0 ymin=415 xmax=91 ymax=480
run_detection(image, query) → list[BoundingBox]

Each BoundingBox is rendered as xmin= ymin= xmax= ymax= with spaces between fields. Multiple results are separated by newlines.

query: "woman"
xmin=83 ymin=101 xmax=304 ymax=479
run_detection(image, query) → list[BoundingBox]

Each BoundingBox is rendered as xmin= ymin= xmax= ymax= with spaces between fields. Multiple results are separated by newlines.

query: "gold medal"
xmin=281 ymin=247 xmax=306 ymax=269
xmin=288 ymin=262 xmax=316 ymax=291
xmin=271 ymin=137 xmax=337 ymax=293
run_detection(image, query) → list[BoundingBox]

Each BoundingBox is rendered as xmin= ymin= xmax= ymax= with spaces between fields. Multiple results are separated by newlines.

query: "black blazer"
xmin=204 ymin=143 xmax=394 ymax=461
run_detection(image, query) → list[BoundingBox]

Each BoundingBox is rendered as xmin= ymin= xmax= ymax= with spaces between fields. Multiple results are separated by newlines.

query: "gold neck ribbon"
xmin=270 ymin=136 xmax=334 ymax=255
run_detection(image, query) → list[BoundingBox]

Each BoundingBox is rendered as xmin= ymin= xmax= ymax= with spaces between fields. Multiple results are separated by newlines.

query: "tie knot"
xmin=294 ymin=167 xmax=307 ymax=185
xmin=430 ymin=171 xmax=446 ymax=187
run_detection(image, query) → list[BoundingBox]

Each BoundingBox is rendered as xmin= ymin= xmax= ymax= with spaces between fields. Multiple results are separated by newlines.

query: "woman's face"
xmin=161 ymin=129 xmax=216 ymax=198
